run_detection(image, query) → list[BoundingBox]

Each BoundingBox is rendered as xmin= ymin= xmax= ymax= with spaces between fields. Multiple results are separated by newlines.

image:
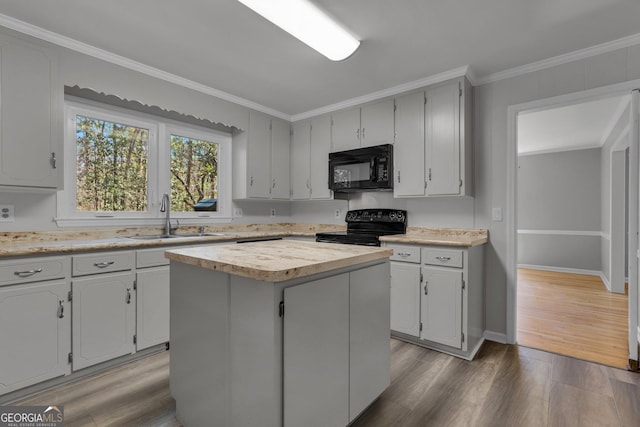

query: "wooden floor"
xmin=517 ymin=268 xmax=629 ymax=369
xmin=11 ymin=340 xmax=640 ymax=427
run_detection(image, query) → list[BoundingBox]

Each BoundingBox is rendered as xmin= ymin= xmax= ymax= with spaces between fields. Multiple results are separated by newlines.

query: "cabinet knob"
xmin=435 ymin=256 xmax=451 ymax=262
xmin=250 ymin=176 xmax=254 ymax=186
xmin=94 ymin=261 xmax=115 ymax=268
xmin=397 ymin=170 xmax=401 ymax=183
xmin=126 ymin=288 xmax=132 ymax=304
xmin=58 ymin=300 xmax=64 ymax=319
xmin=50 ymin=152 xmax=57 ymax=169
xmin=272 ymin=178 xmax=276 ymax=188
xmin=14 ymin=268 xmax=43 ymax=278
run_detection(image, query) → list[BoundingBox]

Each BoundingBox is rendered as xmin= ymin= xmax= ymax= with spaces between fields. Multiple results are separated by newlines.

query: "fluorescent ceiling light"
xmin=237 ymin=0 xmax=360 ymax=61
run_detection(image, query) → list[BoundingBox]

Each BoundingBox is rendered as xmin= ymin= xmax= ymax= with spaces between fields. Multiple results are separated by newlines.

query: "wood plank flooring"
xmin=10 ymin=340 xmax=640 ymax=426
xmin=517 ymin=268 xmax=629 ymax=369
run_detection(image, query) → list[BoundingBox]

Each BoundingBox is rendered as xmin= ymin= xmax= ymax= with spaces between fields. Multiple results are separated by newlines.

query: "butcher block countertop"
xmin=165 ymin=240 xmax=393 ymax=282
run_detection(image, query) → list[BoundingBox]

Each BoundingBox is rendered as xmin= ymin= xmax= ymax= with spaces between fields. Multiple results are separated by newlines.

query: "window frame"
xmin=57 ymin=97 xmax=232 ymax=227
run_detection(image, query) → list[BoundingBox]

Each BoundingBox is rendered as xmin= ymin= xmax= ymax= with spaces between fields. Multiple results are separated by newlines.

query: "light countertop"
xmin=165 ymin=239 xmax=393 ymax=282
xmin=0 ymin=224 xmax=488 ymax=258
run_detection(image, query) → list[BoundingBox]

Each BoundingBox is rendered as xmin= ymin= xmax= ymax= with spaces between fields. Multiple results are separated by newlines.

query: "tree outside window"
xmin=170 ymin=135 xmax=218 ymax=212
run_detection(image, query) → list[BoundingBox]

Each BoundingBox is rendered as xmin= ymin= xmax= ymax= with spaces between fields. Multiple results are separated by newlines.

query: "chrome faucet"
xmin=160 ymin=193 xmax=171 ymax=237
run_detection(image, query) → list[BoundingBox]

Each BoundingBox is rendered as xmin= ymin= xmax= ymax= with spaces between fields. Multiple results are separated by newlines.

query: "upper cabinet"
xmin=233 ymin=111 xmax=290 ymax=200
xmin=394 ymin=77 xmax=473 ymax=198
xmin=330 ymin=99 xmax=395 ymax=152
xmin=291 ymin=116 xmax=332 ymax=200
xmin=0 ymin=33 xmax=62 ymax=190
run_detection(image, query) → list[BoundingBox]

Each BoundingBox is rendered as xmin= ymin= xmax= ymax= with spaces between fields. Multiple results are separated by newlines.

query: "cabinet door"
xmin=72 ymin=271 xmax=135 ymax=370
xmin=291 ymin=121 xmax=311 ymax=200
xmin=360 ymin=99 xmax=395 ymax=148
xmin=309 ymin=115 xmax=332 ymax=199
xmin=331 ymin=108 xmax=360 ymax=152
xmin=270 ymin=119 xmax=291 ymax=200
xmin=420 ymin=266 xmax=462 ymax=348
xmin=246 ymin=111 xmax=272 ymax=198
xmin=390 ymin=262 xmax=421 ymax=336
xmin=350 ymin=263 xmax=390 ymax=422
xmin=283 ymin=274 xmax=349 ymax=427
xmin=136 ymin=266 xmax=170 ymax=350
xmin=0 ymin=35 xmax=61 ymax=188
xmin=0 ymin=280 xmax=70 ymax=394
xmin=394 ymin=92 xmax=426 ymax=197
xmin=426 ymin=82 xmax=461 ymax=196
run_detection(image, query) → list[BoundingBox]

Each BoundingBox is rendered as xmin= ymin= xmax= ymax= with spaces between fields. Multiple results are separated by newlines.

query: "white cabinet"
xmin=135 ymin=247 xmax=171 ymax=350
xmin=349 ymin=263 xmax=390 ymax=422
xmin=283 ymin=273 xmax=350 ymax=427
xmin=390 ymin=261 xmax=421 ymax=336
xmin=270 ymin=119 xmax=291 ymax=199
xmin=331 ymin=99 xmax=395 ymax=152
xmin=233 ymin=111 xmax=290 ymax=199
xmin=0 ymin=279 xmax=70 ymax=394
xmin=71 ymin=251 xmax=135 ymax=370
xmin=393 ymin=77 xmax=473 ymax=198
xmin=290 ymin=116 xmax=332 ymax=200
xmin=420 ymin=266 xmax=463 ymax=348
xmin=0 ymin=33 xmax=62 ymax=190
xmin=394 ymin=91 xmax=426 ymax=197
xmin=386 ymin=243 xmax=484 ymax=360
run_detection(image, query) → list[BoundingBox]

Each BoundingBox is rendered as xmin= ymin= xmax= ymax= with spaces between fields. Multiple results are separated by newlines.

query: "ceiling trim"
xmin=291 ymin=66 xmax=469 ymax=121
xmin=0 ymin=13 xmax=292 ymax=121
xmin=476 ymin=32 xmax=640 ymax=86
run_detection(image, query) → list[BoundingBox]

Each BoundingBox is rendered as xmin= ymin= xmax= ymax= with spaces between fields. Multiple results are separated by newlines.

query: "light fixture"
xmin=237 ymin=0 xmax=360 ymax=61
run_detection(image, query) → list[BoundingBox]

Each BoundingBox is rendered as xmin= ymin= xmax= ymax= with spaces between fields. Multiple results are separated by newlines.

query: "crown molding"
xmin=291 ymin=66 xmax=470 ymax=121
xmin=518 ymin=143 xmax=603 ymax=157
xmin=0 ymin=13 xmax=292 ymax=121
xmin=476 ymin=32 xmax=640 ymax=86
xmin=600 ymin=97 xmax=631 ymax=146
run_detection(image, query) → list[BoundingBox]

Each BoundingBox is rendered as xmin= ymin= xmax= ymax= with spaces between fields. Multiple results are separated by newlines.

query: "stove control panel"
xmin=345 ymin=209 xmax=407 ymax=224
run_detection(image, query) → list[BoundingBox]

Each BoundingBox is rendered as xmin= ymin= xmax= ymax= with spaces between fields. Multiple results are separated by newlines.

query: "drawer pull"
xmin=126 ymin=288 xmax=132 ymax=304
xmin=14 ymin=268 xmax=43 ymax=278
xmin=93 ymin=261 xmax=115 ymax=268
xmin=397 ymin=252 xmax=411 ymax=257
xmin=58 ymin=300 xmax=64 ymax=319
xmin=435 ymin=256 xmax=451 ymax=261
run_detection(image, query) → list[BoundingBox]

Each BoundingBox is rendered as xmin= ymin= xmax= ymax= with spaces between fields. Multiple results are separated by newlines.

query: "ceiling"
xmin=517 ymin=95 xmax=629 ymax=155
xmin=0 ymin=0 xmax=639 ymax=118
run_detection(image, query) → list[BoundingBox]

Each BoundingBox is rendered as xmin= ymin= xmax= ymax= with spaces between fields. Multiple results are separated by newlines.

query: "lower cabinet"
xmin=283 ymin=262 xmax=390 ymax=426
xmin=387 ymin=243 xmax=484 ymax=360
xmin=0 ymin=280 xmax=70 ymax=394
xmin=136 ymin=266 xmax=170 ymax=350
xmin=71 ymin=271 xmax=136 ymax=370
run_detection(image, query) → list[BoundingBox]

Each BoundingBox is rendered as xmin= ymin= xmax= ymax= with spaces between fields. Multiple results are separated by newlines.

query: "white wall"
xmin=475 ymin=45 xmax=640 ymax=340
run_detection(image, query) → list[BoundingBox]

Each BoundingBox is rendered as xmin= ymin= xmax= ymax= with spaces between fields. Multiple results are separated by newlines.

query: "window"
xmin=58 ymin=98 xmax=231 ymax=226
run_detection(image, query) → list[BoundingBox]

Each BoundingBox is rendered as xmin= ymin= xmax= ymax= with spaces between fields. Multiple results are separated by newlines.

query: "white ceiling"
xmin=517 ymin=95 xmax=629 ymax=155
xmin=0 ymin=0 xmax=639 ymax=117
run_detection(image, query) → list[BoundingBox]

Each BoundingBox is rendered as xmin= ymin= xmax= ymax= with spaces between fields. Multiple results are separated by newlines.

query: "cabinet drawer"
xmin=0 ymin=256 xmax=70 ymax=286
xmin=422 ymin=248 xmax=463 ymax=268
xmin=72 ymin=251 xmax=134 ymax=276
xmin=388 ymin=245 xmax=420 ymax=263
xmin=137 ymin=247 xmax=171 ymax=269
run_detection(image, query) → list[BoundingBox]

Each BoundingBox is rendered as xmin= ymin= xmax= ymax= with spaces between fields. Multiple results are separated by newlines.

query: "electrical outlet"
xmin=0 ymin=204 xmax=15 ymax=222
xmin=334 ymin=209 xmax=342 ymax=219
xmin=233 ymin=208 xmax=243 ymax=217
xmin=492 ymin=207 xmax=503 ymax=222
xmin=270 ymin=208 xmax=276 ymax=217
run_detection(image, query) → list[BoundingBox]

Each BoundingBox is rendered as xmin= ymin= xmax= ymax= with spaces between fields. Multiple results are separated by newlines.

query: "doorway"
xmin=505 ymin=83 xmax=639 ymax=369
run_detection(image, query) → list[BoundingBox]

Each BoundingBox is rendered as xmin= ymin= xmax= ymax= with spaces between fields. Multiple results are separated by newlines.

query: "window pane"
xmin=170 ymin=135 xmax=218 ymax=212
xmin=75 ymin=115 xmax=149 ymax=212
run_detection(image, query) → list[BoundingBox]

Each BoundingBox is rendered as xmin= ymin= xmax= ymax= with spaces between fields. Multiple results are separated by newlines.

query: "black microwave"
xmin=329 ymin=144 xmax=393 ymax=192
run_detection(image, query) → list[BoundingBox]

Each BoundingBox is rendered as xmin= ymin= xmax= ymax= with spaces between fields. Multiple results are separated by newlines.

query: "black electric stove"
xmin=315 ymin=209 xmax=407 ymax=246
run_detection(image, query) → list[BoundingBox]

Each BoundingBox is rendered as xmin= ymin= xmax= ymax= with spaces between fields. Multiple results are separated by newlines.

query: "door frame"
xmin=505 ymin=79 xmax=640 ymax=366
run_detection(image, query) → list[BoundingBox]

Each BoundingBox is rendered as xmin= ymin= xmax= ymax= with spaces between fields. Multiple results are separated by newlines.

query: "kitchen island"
xmin=165 ymin=240 xmax=393 ymax=427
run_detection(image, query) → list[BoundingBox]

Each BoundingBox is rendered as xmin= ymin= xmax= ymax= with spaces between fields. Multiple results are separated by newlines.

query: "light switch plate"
xmin=492 ymin=207 xmax=503 ymax=222
xmin=0 ymin=204 xmax=15 ymax=222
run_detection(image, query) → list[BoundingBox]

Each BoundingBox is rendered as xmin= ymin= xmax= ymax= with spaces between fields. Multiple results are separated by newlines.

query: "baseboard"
xmin=483 ymin=330 xmax=507 ymax=344
xmin=637 ymin=326 xmax=640 ymax=345
xmin=518 ymin=264 xmax=602 ymax=277
xmin=600 ymin=272 xmax=612 ymax=292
